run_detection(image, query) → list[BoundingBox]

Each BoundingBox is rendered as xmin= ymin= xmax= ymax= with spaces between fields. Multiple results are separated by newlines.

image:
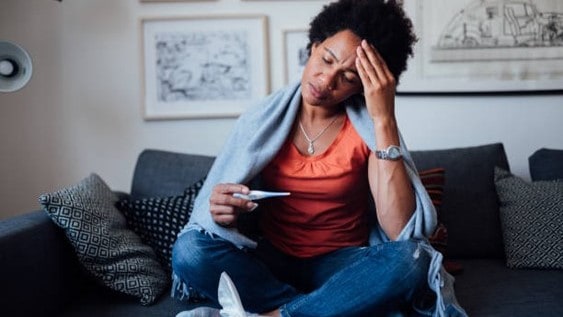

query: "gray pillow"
xmin=495 ymin=168 xmax=563 ymax=269
xmin=411 ymin=143 xmax=509 ymax=258
xmin=39 ymin=173 xmax=169 ymax=305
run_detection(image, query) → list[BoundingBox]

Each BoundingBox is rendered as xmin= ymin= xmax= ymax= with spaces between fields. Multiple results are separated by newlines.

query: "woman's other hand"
xmin=355 ymin=39 xmax=396 ymax=121
xmin=209 ymin=183 xmax=258 ymax=227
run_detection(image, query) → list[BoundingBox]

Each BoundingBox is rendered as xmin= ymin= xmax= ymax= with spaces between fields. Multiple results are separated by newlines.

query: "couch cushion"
xmin=40 ymin=173 xmax=169 ymax=305
xmin=410 ymin=143 xmax=509 ymax=258
xmin=455 ymin=259 xmax=563 ymax=317
xmin=494 ymin=167 xmax=563 ymax=269
xmin=118 ymin=177 xmax=206 ymax=271
xmin=529 ymin=148 xmax=563 ymax=181
xmin=131 ymin=150 xmax=214 ymax=199
xmin=59 ymin=282 xmax=210 ymax=317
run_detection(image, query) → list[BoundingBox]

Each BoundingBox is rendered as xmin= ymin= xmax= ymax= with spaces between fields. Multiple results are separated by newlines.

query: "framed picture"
xmin=398 ymin=0 xmax=563 ymax=94
xmin=283 ymin=29 xmax=309 ymax=84
xmin=140 ymin=0 xmax=216 ymax=2
xmin=141 ymin=15 xmax=270 ymax=119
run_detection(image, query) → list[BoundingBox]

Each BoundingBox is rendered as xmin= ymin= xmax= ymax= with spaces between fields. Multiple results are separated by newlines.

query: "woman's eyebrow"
xmin=323 ymin=46 xmax=359 ymax=76
xmin=323 ymin=46 xmax=340 ymax=62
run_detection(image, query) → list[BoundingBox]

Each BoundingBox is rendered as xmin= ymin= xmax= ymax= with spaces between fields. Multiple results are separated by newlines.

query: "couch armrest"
xmin=0 ymin=211 xmax=83 ymax=316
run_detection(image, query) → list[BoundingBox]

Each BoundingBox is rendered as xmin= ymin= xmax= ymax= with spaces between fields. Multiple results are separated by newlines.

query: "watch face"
xmin=388 ymin=146 xmax=401 ymax=159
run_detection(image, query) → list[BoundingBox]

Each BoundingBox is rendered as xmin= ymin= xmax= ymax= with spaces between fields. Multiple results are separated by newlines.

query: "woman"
xmin=172 ymin=0 xmax=466 ymax=316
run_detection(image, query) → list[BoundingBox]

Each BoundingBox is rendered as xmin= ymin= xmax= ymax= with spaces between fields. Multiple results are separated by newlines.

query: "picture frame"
xmin=140 ymin=0 xmax=216 ymax=3
xmin=141 ymin=15 xmax=270 ymax=119
xmin=398 ymin=0 xmax=563 ymax=94
xmin=283 ymin=29 xmax=309 ymax=84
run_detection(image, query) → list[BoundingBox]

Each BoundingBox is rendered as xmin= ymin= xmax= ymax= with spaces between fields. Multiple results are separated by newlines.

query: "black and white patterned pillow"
xmin=117 ymin=177 xmax=206 ymax=271
xmin=39 ymin=173 xmax=169 ymax=305
xmin=495 ymin=167 xmax=563 ymax=269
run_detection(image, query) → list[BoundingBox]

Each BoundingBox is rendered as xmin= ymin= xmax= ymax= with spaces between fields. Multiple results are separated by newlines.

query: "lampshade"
xmin=0 ymin=41 xmax=33 ymax=93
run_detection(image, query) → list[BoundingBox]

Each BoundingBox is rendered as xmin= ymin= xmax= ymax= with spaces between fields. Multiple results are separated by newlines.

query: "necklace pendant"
xmin=307 ymin=142 xmax=315 ymax=155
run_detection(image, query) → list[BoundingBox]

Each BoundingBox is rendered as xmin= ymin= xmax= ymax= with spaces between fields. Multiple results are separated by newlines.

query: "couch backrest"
xmin=132 ymin=143 xmax=509 ymax=259
xmin=411 ymin=143 xmax=509 ymax=259
xmin=130 ymin=149 xmax=214 ymax=199
xmin=529 ymin=148 xmax=563 ymax=181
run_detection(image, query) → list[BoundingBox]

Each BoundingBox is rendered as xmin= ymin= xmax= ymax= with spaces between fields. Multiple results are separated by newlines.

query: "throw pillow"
xmin=494 ymin=167 xmax=563 ymax=269
xmin=410 ymin=143 xmax=509 ymax=259
xmin=420 ymin=168 xmax=447 ymax=253
xmin=39 ymin=173 xmax=169 ymax=305
xmin=419 ymin=168 xmax=463 ymax=274
xmin=117 ymin=177 xmax=206 ymax=272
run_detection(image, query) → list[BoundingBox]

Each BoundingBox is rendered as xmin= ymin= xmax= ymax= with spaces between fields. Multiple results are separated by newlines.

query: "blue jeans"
xmin=172 ymin=228 xmax=432 ymax=317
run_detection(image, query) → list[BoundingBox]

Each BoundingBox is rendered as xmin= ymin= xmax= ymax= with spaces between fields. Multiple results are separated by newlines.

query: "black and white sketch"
xmin=142 ymin=16 xmax=269 ymax=119
xmin=155 ymin=31 xmax=252 ymax=102
xmin=432 ymin=0 xmax=563 ymax=61
xmin=283 ymin=29 xmax=309 ymax=84
xmin=398 ymin=0 xmax=563 ymax=93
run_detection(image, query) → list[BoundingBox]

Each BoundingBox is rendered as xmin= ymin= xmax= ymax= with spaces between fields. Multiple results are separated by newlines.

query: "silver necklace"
xmin=298 ymin=116 xmax=340 ymax=155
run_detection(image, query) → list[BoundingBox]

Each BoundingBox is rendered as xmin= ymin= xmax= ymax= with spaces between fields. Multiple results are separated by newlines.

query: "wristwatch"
xmin=375 ymin=145 xmax=403 ymax=161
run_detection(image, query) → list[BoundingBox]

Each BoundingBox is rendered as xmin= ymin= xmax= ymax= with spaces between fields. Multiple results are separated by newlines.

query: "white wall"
xmin=1 ymin=0 xmax=562 ymax=219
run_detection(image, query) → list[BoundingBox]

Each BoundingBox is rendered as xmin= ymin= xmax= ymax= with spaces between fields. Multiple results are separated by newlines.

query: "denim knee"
xmin=369 ymin=240 xmax=431 ymax=289
xmin=171 ymin=229 xmax=226 ymax=302
xmin=390 ymin=240 xmax=432 ymax=295
xmin=172 ymin=229 xmax=205 ymax=274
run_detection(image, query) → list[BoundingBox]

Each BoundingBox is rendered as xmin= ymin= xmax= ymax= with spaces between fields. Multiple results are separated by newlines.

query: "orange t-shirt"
xmin=259 ymin=116 xmax=372 ymax=258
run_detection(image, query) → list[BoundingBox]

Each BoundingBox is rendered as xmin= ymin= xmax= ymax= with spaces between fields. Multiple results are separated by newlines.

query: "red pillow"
xmin=419 ymin=168 xmax=463 ymax=275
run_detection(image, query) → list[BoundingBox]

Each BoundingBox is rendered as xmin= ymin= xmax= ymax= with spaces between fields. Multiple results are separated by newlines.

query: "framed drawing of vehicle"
xmin=141 ymin=15 xmax=270 ymax=119
xmin=398 ymin=0 xmax=563 ymax=93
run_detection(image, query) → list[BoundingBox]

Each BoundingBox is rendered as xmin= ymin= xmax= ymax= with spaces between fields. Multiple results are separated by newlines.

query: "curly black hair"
xmin=307 ymin=0 xmax=417 ymax=82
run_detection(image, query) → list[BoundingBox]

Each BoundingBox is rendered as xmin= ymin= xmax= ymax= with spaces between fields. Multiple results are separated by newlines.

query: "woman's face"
xmin=301 ymin=29 xmax=363 ymax=109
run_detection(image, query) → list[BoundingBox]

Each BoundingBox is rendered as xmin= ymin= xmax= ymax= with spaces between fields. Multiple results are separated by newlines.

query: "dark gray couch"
xmin=1 ymin=143 xmax=562 ymax=316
